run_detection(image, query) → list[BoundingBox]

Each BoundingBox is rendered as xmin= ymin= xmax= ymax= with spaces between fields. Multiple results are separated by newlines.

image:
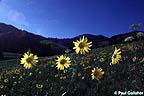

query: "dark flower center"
xmin=60 ymin=59 xmax=66 ymax=65
xmin=113 ymin=54 xmax=117 ymax=58
xmin=94 ymin=71 xmax=99 ymax=77
xmin=79 ymin=42 xmax=85 ymax=48
xmin=26 ymin=57 xmax=33 ymax=64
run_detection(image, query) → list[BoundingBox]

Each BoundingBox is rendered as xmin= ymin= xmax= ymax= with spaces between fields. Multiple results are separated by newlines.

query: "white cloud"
xmin=7 ymin=10 xmax=29 ymax=26
xmin=0 ymin=0 xmax=29 ymax=26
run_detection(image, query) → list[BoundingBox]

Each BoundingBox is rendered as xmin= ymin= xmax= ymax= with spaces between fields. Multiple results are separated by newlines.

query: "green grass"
xmin=1 ymin=52 xmax=22 ymax=60
xmin=0 ymin=40 xmax=144 ymax=96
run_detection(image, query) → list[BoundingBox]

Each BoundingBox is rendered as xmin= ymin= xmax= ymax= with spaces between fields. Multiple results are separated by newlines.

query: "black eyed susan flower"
xmin=110 ymin=47 xmax=121 ymax=65
xmin=82 ymin=76 xmax=85 ymax=79
xmin=14 ymin=69 xmax=20 ymax=74
xmin=29 ymin=72 xmax=33 ymax=76
xmin=20 ymin=52 xmax=38 ymax=69
xmin=140 ymin=57 xmax=144 ymax=63
xmin=1 ymin=94 xmax=6 ymax=96
xmin=19 ymin=76 xmax=23 ymax=80
xmin=91 ymin=67 xmax=104 ymax=80
xmin=73 ymin=36 xmax=92 ymax=54
xmin=60 ymin=76 xmax=63 ymax=79
xmin=78 ymin=73 xmax=81 ymax=77
xmin=4 ymin=79 xmax=8 ymax=83
xmin=38 ymin=71 xmax=42 ymax=74
xmin=56 ymin=55 xmax=71 ymax=70
xmin=99 ymin=57 xmax=105 ymax=63
xmin=13 ymin=81 xmax=17 ymax=86
xmin=54 ymin=74 xmax=59 ymax=78
xmin=36 ymin=84 xmax=43 ymax=89
xmin=132 ymin=56 xmax=137 ymax=62
xmin=0 ymin=85 xmax=4 ymax=89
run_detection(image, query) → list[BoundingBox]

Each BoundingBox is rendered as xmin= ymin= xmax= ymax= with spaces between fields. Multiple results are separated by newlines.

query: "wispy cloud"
xmin=7 ymin=10 xmax=29 ymax=26
xmin=0 ymin=0 xmax=29 ymax=27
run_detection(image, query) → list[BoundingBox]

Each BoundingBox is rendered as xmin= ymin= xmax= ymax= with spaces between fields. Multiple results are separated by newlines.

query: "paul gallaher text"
xmin=114 ymin=91 xmax=143 ymax=96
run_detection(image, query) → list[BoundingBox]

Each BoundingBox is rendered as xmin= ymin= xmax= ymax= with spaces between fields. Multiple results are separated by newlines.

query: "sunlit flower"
xmin=20 ymin=52 xmax=38 ymax=69
xmin=63 ymin=76 xmax=66 ymax=80
xmin=78 ymin=73 xmax=81 ymax=77
xmin=12 ymin=76 xmax=16 ymax=79
xmin=56 ymin=55 xmax=71 ymax=70
xmin=82 ymin=76 xmax=85 ymax=79
xmin=29 ymin=72 xmax=33 ymax=76
xmin=54 ymin=74 xmax=59 ymax=78
xmin=110 ymin=47 xmax=121 ymax=65
xmin=91 ymin=67 xmax=104 ymax=80
xmin=71 ymin=72 xmax=76 ymax=78
xmin=0 ymin=85 xmax=4 ymax=89
xmin=14 ymin=69 xmax=20 ymax=74
xmin=13 ymin=81 xmax=17 ymax=86
xmin=99 ymin=57 xmax=105 ymax=63
xmin=4 ymin=79 xmax=8 ymax=83
xmin=73 ymin=36 xmax=92 ymax=54
xmin=36 ymin=84 xmax=43 ymax=89
xmin=1 ymin=94 xmax=6 ymax=96
xmin=38 ymin=71 xmax=42 ymax=74
xmin=60 ymin=76 xmax=63 ymax=79
xmin=132 ymin=56 xmax=137 ymax=62
xmin=140 ymin=57 xmax=144 ymax=63
xmin=19 ymin=76 xmax=23 ymax=80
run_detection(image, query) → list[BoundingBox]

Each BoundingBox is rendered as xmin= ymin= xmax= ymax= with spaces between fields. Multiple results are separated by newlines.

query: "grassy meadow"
xmin=0 ymin=40 xmax=144 ymax=96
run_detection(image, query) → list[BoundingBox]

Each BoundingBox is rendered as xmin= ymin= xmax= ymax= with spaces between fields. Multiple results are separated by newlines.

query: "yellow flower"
xmin=91 ymin=67 xmax=104 ymax=80
xmin=132 ymin=56 xmax=137 ymax=62
xmin=60 ymin=76 xmax=63 ymax=79
xmin=14 ymin=69 xmax=20 ymax=74
xmin=20 ymin=52 xmax=38 ymax=69
xmin=4 ymin=79 xmax=8 ymax=83
xmin=29 ymin=72 xmax=33 ymax=76
xmin=140 ymin=57 xmax=144 ymax=63
xmin=99 ymin=57 xmax=105 ymax=63
xmin=73 ymin=36 xmax=92 ymax=54
xmin=56 ymin=55 xmax=71 ymax=70
xmin=19 ymin=76 xmax=23 ymax=80
xmin=0 ymin=85 xmax=4 ymax=89
xmin=63 ymin=76 xmax=66 ymax=79
xmin=38 ymin=71 xmax=42 ymax=74
xmin=1 ymin=94 xmax=6 ymax=96
xmin=36 ymin=84 xmax=43 ymax=89
xmin=110 ymin=47 xmax=121 ymax=65
xmin=71 ymin=72 xmax=76 ymax=78
xmin=78 ymin=73 xmax=81 ymax=77
xmin=82 ymin=76 xmax=85 ymax=79
xmin=13 ymin=81 xmax=17 ymax=86
xmin=54 ymin=74 xmax=59 ymax=78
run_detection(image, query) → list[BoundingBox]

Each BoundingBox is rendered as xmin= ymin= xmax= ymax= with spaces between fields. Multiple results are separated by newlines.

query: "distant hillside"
xmin=0 ymin=23 xmax=66 ymax=57
xmin=0 ymin=22 xmax=144 ymax=59
xmin=52 ymin=34 xmax=109 ymax=50
xmin=110 ymin=31 xmax=144 ymax=44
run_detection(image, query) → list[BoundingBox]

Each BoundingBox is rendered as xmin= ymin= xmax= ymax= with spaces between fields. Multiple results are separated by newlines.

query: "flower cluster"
xmin=1 ymin=36 xmax=143 ymax=95
xmin=20 ymin=36 xmax=122 ymax=80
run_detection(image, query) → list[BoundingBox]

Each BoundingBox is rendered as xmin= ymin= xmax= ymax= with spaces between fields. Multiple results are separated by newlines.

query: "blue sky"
xmin=0 ymin=0 xmax=144 ymax=38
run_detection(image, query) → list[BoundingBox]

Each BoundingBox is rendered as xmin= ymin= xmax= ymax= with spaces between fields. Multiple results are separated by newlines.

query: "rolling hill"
xmin=0 ymin=23 xmax=67 ymax=58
